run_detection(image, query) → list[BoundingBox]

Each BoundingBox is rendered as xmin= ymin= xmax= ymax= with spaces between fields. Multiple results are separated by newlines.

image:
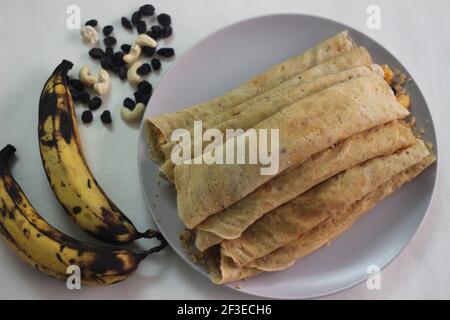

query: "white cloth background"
xmin=0 ymin=0 xmax=448 ymax=299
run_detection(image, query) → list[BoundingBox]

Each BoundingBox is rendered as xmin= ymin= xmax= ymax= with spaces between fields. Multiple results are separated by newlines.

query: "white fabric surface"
xmin=0 ymin=0 xmax=448 ymax=299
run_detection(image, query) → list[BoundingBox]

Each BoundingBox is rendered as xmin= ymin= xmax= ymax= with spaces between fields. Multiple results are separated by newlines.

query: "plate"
xmin=137 ymin=14 xmax=438 ymax=299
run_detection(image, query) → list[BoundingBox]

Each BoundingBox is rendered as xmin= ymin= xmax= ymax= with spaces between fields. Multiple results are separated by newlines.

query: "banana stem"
xmin=137 ymin=237 xmax=168 ymax=260
xmin=0 ymin=145 xmax=16 ymax=169
xmin=141 ymin=228 xmax=164 ymax=241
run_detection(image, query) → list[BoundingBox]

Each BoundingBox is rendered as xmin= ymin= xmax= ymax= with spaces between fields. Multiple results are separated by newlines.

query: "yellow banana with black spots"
xmin=0 ymin=145 xmax=165 ymax=286
xmin=38 ymin=60 xmax=161 ymax=245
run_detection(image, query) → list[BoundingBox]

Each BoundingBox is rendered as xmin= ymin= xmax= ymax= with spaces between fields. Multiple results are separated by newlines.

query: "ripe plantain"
xmin=0 ymin=145 xmax=165 ymax=286
xmin=38 ymin=60 xmax=161 ymax=244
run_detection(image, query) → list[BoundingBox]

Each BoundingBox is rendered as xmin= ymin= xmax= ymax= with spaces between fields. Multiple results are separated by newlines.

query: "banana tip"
xmin=0 ymin=145 xmax=16 ymax=167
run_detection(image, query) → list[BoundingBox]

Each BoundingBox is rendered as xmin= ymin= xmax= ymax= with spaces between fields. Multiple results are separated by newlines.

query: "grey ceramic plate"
xmin=137 ymin=14 xmax=438 ymax=299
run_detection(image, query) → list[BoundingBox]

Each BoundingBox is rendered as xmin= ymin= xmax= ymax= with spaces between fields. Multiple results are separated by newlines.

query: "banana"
xmin=38 ymin=60 xmax=160 ymax=245
xmin=0 ymin=145 xmax=165 ymax=286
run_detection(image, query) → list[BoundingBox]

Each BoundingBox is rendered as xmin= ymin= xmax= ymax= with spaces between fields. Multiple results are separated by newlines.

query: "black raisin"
xmin=85 ymin=19 xmax=98 ymax=27
xmin=79 ymin=92 xmax=90 ymax=104
xmin=151 ymin=58 xmax=161 ymax=70
xmin=132 ymin=11 xmax=142 ymax=25
xmin=150 ymin=25 xmax=162 ymax=39
xmin=118 ymin=66 xmax=128 ymax=80
xmin=71 ymin=90 xmax=80 ymax=102
xmin=123 ymin=98 xmax=136 ymax=110
xmin=142 ymin=46 xmax=156 ymax=57
xmin=105 ymin=46 xmax=114 ymax=57
xmin=161 ymin=25 xmax=173 ymax=38
xmin=100 ymin=110 xmax=112 ymax=124
xmin=81 ymin=110 xmax=93 ymax=123
xmin=157 ymin=47 xmax=175 ymax=58
xmin=138 ymin=80 xmax=153 ymax=95
xmin=121 ymin=17 xmax=133 ymax=30
xmin=88 ymin=97 xmax=102 ymax=111
xmin=69 ymin=79 xmax=84 ymax=92
xmin=134 ymin=91 xmax=151 ymax=105
xmin=121 ymin=44 xmax=131 ymax=54
xmin=103 ymin=25 xmax=114 ymax=36
xmin=139 ymin=4 xmax=155 ymax=16
xmin=137 ymin=63 xmax=152 ymax=76
xmin=112 ymin=51 xmax=125 ymax=65
xmin=103 ymin=36 xmax=117 ymax=46
xmin=101 ymin=56 xmax=114 ymax=70
xmin=88 ymin=48 xmax=105 ymax=59
xmin=157 ymin=13 xmax=171 ymax=26
xmin=137 ymin=20 xmax=147 ymax=34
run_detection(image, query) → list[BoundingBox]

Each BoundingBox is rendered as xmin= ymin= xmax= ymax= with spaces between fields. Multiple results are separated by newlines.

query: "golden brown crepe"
xmin=207 ymin=154 xmax=435 ymax=284
xmin=194 ymin=121 xmax=416 ymax=251
xmin=220 ymin=140 xmax=430 ymax=267
xmin=175 ymin=74 xmax=409 ymax=229
xmin=145 ymin=31 xmax=356 ymax=164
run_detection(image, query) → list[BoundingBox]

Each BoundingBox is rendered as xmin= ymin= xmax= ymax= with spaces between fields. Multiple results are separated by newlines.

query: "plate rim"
xmin=137 ymin=12 xmax=439 ymax=299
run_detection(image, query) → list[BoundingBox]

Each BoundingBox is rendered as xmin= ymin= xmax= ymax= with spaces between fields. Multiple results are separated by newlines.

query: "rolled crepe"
xmin=160 ymin=54 xmax=377 ymax=181
xmin=158 ymin=47 xmax=373 ymax=167
xmin=220 ymin=139 xmax=430 ymax=267
xmin=175 ymin=74 xmax=409 ymax=229
xmin=207 ymin=154 xmax=435 ymax=283
xmin=145 ymin=30 xmax=356 ymax=164
xmin=194 ymin=120 xmax=416 ymax=251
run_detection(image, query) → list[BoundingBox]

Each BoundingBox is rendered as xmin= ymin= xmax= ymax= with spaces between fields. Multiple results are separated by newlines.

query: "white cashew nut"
xmin=123 ymin=44 xmax=141 ymax=65
xmin=120 ymin=103 xmax=146 ymax=123
xmin=135 ymin=34 xmax=157 ymax=48
xmin=80 ymin=26 xmax=98 ymax=44
xmin=127 ymin=61 xmax=143 ymax=86
xmin=93 ymin=69 xmax=111 ymax=95
xmin=79 ymin=65 xmax=99 ymax=87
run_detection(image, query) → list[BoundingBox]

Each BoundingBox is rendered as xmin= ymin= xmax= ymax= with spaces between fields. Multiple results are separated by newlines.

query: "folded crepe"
xmin=206 ymin=153 xmax=435 ymax=284
xmin=159 ymin=53 xmax=377 ymax=181
xmin=194 ymin=120 xmax=416 ymax=251
xmin=175 ymin=74 xmax=409 ymax=229
xmin=145 ymin=30 xmax=356 ymax=164
xmin=220 ymin=139 xmax=430 ymax=267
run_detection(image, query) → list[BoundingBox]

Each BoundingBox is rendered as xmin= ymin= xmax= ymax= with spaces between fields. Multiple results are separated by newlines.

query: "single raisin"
xmin=150 ymin=25 xmax=162 ymax=39
xmin=139 ymin=4 xmax=155 ymax=16
xmin=88 ymin=97 xmax=102 ymax=111
xmin=118 ymin=66 xmax=128 ymax=80
xmin=105 ymin=46 xmax=114 ymax=57
xmin=79 ymin=92 xmax=90 ymax=104
xmin=157 ymin=47 xmax=175 ymax=58
xmin=69 ymin=79 xmax=84 ymax=92
xmin=88 ymin=48 xmax=105 ymax=59
xmin=100 ymin=110 xmax=112 ymax=124
xmin=161 ymin=25 xmax=173 ymax=38
xmin=137 ymin=63 xmax=152 ymax=76
xmin=103 ymin=25 xmax=114 ymax=36
xmin=121 ymin=17 xmax=133 ymax=30
xmin=142 ymin=46 xmax=156 ymax=57
xmin=85 ymin=19 xmax=98 ymax=27
xmin=157 ymin=13 xmax=171 ymax=26
xmin=103 ymin=36 xmax=117 ymax=46
xmin=123 ymin=98 xmax=136 ymax=110
xmin=81 ymin=110 xmax=93 ymax=123
xmin=132 ymin=11 xmax=142 ymax=25
xmin=101 ymin=56 xmax=114 ymax=70
xmin=138 ymin=80 xmax=153 ymax=95
xmin=121 ymin=44 xmax=131 ymax=54
xmin=151 ymin=58 xmax=161 ymax=70
xmin=137 ymin=20 xmax=147 ymax=34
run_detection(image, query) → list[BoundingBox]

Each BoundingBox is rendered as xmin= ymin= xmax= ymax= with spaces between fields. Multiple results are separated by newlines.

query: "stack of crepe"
xmin=144 ymin=31 xmax=435 ymax=284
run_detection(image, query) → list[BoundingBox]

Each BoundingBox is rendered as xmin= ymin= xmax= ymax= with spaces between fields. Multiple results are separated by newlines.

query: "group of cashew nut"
xmin=79 ymin=27 xmax=157 ymax=122
xmin=79 ymin=65 xmax=111 ymax=96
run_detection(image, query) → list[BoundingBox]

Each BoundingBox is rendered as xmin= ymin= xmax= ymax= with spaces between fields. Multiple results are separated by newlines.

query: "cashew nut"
xmin=123 ymin=44 xmax=141 ymax=65
xmin=80 ymin=26 xmax=98 ymax=44
xmin=120 ymin=103 xmax=146 ymax=123
xmin=93 ymin=69 xmax=111 ymax=95
xmin=79 ymin=65 xmax=99 ymax=87
xmin=135 ymin=34 xmax=157 ymax=48
xmin=127 ymin=61 xmax=143 ymax=86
